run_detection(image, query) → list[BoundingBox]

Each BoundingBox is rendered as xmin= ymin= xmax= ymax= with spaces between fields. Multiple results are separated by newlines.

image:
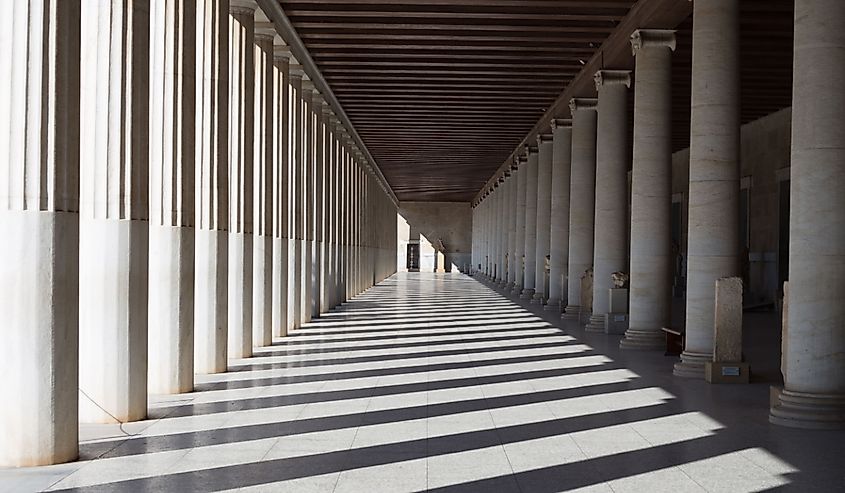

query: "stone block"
xmin=608 ymin=288 xmax=628 ymax=313
xmin=605 ymin=313 xmax=628 ymax=335
xmin=713 ymin=277 xmax=743 ymax=363
xmin=705 ymin=361 xmax=750 ymax=384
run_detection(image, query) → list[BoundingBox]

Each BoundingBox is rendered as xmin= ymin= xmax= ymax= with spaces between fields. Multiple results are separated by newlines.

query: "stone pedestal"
xmin=770 ymin=0 xmax=845 ymax=429
xmin=605 ymin=288 xmax=629 ymax=335
xmin=704 ymin=277 xmax=748 ymax=383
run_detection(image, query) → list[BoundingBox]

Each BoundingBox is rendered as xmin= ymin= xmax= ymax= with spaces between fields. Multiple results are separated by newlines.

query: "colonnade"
xmin=472 ymin=0 xmax=845 ymax=429
xmin=0 ymin=0 xmax=397 ymax=467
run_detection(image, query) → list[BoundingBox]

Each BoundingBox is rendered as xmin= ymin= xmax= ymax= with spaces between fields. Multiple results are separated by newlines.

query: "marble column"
xmin=319 ymin=105 xmax=333 ymax=312
xmin=621 ymin=30 xmax=677 ymax=350
xmin=271 ymin=42 xmax=291 ymax=338
xmin=227 ymin=0 xmax=255 ymax=359
xmin=79 ymin=0 xmax=150 ymax=423
xmin=500 ymin=173 xmax=511 ymax=287
xmin=0 ymin=0 xmax=81 ymax=467
xmin=675 ymin=0 xmax=740 ymax=378
xmin=251 ymin=22 xmax=274 ymax=348
xmin=312 ymin=94 xmax=326 ymax=316
xmin=512 ymin=156 xmax=528 ymax=294
xmin=301 ymin=80 xmax=314 ymax=324
xmin=149 ymin=0 xmax=197 ymax=393
xmin=770 ymin=0 xmax=845 ymax=429
xmin=533 ymin=134 xmax=554 ymax=304
xmin=521 ymin=148 xmax=539 ymax=299
xmin=506 ymin=162 xmax=518 ymax=291
xmin=195 ymin=0 xmax=230 ymax=374
xmin=546 ymin=119 xmax=572 ymax=312
xmin=493 ymin=179 xmax=503 ymax=281
xmin=587 ymin=70 xmax=631 ymax=332
xmin=289 ymin=66 xmax=303 ymax=328
xmin=563 ymin=98 xmax=598 ymax=320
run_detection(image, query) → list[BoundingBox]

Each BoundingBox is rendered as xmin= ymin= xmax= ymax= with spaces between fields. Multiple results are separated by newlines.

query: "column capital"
xmin=525 ymin=145 xmax=539 ymax=156
xmin=630 ymin=29 xmax=677 ymax=55
xmin=301 ymin=79 xmax=315 ymax=93
xmin=254 ymin=22 xmax=276 ymax=42
xmin=517 ymin=155 xmax=528 ymax=167
xmin=569 ymin=97 xmax=598 ymax=113
xmin=289 ymin=64 xmax=305 ymax=78
xmin=537 ymin=133 xmax=553 ymax=144
xmin=550 ymin=118 xmax=572 ymax=130
xmin=273 ymin=43 xmax=291 ymax=61
xmin=230 ymin=0 xmax=258 ymax=15
xmin=594 ymin=70 xmax=631 ymax=90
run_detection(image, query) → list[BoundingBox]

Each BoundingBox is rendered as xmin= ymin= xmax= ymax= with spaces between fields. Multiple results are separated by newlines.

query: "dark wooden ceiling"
xmin=280 ymin=0 xmax=794 ymax=202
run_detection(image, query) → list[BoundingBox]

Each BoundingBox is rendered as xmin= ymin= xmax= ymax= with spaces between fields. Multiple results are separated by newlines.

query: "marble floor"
xmin=3 ymin=272 xmax=844 ymax=492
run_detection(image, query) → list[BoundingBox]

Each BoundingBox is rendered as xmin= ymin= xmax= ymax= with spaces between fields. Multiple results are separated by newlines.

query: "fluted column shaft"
xmin=563 ymin=98 xmax=598 ymax=319
xmin=252 ymin=24 xmax=274 ymax=348
xmin=149 ymin=0 xmax=197 ymax=392
xmin=547 ymin=120 xmax=572 ymax=311
xmin=226 ymin=1 xmax=255 ymax=359
xmin=79 ymin=0 xmax=150 ymax=423
xmin=271 ymin=44 xmax=290 ymax=337
xmin=675 ymin=0 xmax=741 ymax=378
xmin=622 ymin=30 xmax=676 ymax=350
xmin=770 ymin=0 xmax=845 ymax=429
xmin=0 ymin=0 xmax=81 ymax=467
xmin=512 ymin=157 xmax=527 ymax=293
xmin=194 ymin=0 xmax=230 ymax=374
xmin=506 ymin=164 xmax=518 ymax=288
xmin=289 ymin=70 xmax=303 ymax=328
xmin=588 ymin=71 xmax=631 ymax=332
xmin=521 ymin=148 xmax=539 ymax=298
xmin=300 ymin=82 xmax=314 ymax=324
xmin=534 ymin=135 xmax=553 ymax=303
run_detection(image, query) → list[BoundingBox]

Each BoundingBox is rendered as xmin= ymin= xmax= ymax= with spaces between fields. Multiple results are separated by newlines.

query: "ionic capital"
xmin=254 ymin=22 xmax=276 ymax=42
xmin=630 ymin=29 xmax=677 ymax=56
xmin=289 ymin=64 xmax=305 ymax=78
xmin=594 ymin=70 xmax=631 ymax=90
xmin=569 ymin=97 xmax=598 ymax=113
xmin=537 ymin=133 xmax=553 ymax=145
xmin=229 ymin=0 xmax=258 ymax=15
xmin=550 ymin=118 xmax=572 ymax=130
xmin=301 ymin=80 xmax=315 ymax=93
xmin=273 ymin=43 xmax=291 ymax=62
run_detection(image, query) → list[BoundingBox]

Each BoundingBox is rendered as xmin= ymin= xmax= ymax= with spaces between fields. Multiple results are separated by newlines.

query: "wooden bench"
xmin=661 ymin=326 xmax=685 ymax=356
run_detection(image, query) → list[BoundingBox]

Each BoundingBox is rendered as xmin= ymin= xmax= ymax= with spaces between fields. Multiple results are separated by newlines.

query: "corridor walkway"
xmin=3 ymin=273 xmax=844 ymax=492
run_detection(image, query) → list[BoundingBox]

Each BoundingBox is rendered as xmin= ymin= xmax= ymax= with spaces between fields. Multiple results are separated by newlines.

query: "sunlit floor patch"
xmin=5 ymin=272 xmax=840 ymax=493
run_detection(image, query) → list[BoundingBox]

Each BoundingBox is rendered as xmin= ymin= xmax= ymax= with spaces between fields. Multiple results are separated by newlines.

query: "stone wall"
xmin=399 ymin=201 xmax=473 ymax=271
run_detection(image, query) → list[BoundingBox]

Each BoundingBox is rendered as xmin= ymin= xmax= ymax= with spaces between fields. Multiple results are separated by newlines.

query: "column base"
xmin=769 ymin=389 xmax=845 ymax=429
xmin=530 ymin=293 xmax=546 ymax=305
xmin=561 ymin=305 xmax=580 ymax=320
xmin=585 ymin=314 xmax=606 ymax=333
xmin=510 ymin=285 xmax=523 ymax=296
xmin=619 ymin=328 xmax=664 ymax=350
xmin=544 ymin=298 xmax=561 ymax=312
xmin=673 ymin=350 xmax=712 ymax=378
xmin=520 ymin=288 xmax=535 ymax=299
xmin=505 ymin=282 xmax=515 ymax=292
